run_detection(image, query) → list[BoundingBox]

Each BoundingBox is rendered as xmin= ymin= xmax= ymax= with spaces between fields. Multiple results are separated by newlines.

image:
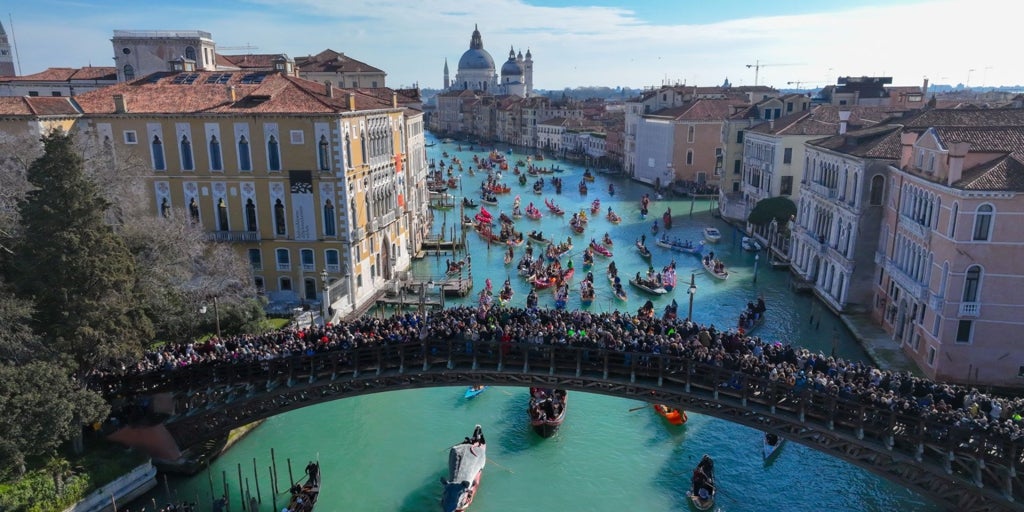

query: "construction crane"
xmin=745 ymin=60 xmax=799 ymax=86
xmin=219 ymin=44 xmax=260 ymax=53
xmin=786 ymin=81 xmax=823 ymax=89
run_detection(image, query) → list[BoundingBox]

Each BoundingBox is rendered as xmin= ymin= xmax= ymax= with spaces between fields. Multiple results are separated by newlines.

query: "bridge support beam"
xmin=1006 ymin=469 xmax=1015 ymax=502
xmin=549 ymin=350 xmax=555 ymax=376
xmin=575 ymin=351 xmax=581 ymax=378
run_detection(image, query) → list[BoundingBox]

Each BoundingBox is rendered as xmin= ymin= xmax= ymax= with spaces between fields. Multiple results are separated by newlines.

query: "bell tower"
xmin=0 ymin=20 xmax=16 ymax=77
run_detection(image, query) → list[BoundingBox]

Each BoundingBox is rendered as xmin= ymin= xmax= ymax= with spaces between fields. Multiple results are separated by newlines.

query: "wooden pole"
xmin=208 ymin=464 xmax=215 ymax=503
xmin=270 ymin=466 xmax=278 ymax=511
xmin=253 ymin=457 xmax=262 ymax=503
xmin=237 ymin=463 xmax=245 ymax=511
xmin=271 ymin=448 xmax=279 ymax=494
xmin=223 ymin=470 xmax=230 ymax=512
xmin=287 ymin=458 xmax=295 ymax=487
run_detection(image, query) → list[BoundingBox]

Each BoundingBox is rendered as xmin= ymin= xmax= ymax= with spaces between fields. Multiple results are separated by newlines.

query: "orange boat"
xmin=653 ymin=404 xmax=687 ymax=425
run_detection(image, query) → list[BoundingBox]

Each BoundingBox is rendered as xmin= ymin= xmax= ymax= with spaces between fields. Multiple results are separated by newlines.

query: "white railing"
xmin=276 ymin=262 xmax=291 ymax=271
xmin=302 ymin=263 xmax=315 ymax=272
xmin=958 ymin=302 xmax=981 ymax=317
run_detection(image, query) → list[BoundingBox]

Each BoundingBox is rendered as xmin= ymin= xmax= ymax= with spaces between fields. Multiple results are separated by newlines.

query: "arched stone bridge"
xmin=104 ymin=339 xmax=1024 ymax=512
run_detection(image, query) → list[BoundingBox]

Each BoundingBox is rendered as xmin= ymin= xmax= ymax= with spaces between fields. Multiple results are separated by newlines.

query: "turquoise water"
xmin=135 ymin=136 xmax=940 ymax=512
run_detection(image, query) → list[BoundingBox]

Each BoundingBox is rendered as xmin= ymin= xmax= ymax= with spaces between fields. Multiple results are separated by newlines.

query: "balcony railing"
xmin=958 ymin=302 xmax=981 ymax=317
xmin=302 ymin=263 xmax=315 ymax=272
xmin=884 ymin=259 xmax=927 ymax=302
xmin=276 ymin=262 xmax=291 ymax=272
xmin=326 ymin=264 xmax=340 ymax=273
xmin=206 ymin=231 xmax=259 ymax=243
xmin=899 ymin=212 xmax=930 ymax=240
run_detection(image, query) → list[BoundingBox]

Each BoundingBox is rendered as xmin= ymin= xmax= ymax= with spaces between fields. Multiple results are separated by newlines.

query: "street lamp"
xmin=320 ymin=269 xmax=329 ymax=326
xmin=686 ymin=273 xmax=697 ymax=322
xmin=199 ymin=298 xmax=222 ymax=339
xmin=754 ymin=253 xmax=760 ymax=283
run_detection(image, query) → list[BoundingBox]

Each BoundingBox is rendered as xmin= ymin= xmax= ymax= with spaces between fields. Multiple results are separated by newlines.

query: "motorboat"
xmin=703 ymin=227 xmax=722 ymax=243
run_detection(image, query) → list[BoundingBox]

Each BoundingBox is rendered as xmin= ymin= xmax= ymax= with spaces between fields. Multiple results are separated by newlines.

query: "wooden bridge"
xmin=103 ymin=340 xmax=1024 ymax=512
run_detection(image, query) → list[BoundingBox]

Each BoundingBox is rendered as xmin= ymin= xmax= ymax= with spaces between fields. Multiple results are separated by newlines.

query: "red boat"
xmin=544 ymin=198 xmax=564 ymax=215
xmin=653 ymin=404 xmax=687 ymax=425
xmin=589 ymin=240 xmax=613 ymax=257
xmin=532 ymin=267 xmax=574 ymax=289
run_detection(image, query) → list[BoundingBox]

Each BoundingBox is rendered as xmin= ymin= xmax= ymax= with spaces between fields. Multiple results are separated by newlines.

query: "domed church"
xmin=444 ymin=25 xmax=532 ymax=97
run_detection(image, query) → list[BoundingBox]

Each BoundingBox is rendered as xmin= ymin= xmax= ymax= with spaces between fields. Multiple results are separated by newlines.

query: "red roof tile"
xmin=295 ymin=49 xmax=384 ymax=74
xmin=0 ymin=96 xmax=80 ymax=116
xmin=2 ymin=66 xmax=117 ymax=82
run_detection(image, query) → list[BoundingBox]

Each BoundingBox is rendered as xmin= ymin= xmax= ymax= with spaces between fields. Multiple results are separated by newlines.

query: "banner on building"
xmin=289 ymin=170 xmax=316 ymax=241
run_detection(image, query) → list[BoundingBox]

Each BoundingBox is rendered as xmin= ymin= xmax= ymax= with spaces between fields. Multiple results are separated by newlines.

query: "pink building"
xmin=876 ymin=109 xmax=1024 ymax=386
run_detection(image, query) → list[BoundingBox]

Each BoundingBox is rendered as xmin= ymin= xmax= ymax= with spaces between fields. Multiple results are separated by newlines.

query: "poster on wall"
xmin=289 ymin=170 xmax=316 ymax=241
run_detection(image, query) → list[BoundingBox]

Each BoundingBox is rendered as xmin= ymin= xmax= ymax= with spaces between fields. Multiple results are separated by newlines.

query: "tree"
xmin=747 ymin=196 xmax=797 ymax=227
xmin=6 ymin=131 xmax=152 ymax=375
xmin=0 ymin=279 xmax=48 ymax=364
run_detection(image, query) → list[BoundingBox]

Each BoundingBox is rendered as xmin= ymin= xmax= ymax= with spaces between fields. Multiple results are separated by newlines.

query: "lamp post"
xmin=320 ymin=269 xmax=329 ymax=326
xmin=686 ymin=273 xmax=697 ymax=322
xmin=754 ymin=253 xmax=760 ymax=283
xmin=199 ymin=297 xmax=222 ymax=339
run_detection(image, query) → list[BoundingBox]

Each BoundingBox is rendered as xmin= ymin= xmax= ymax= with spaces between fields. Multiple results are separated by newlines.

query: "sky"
xmin=4 ymin=0 xmax=1019 ymax=91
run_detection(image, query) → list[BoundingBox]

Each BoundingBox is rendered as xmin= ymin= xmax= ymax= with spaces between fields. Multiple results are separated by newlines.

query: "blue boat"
xmin=464 ymin=385 xmax=488 ymax=399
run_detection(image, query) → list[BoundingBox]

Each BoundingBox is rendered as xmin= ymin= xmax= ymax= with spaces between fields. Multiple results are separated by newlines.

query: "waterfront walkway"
xmin=841 ymin=312 xmax=922 ymax=376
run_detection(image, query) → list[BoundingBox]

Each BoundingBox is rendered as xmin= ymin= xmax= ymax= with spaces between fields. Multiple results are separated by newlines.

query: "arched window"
xmin=151 ymin=135 xmax=165 ymax=170
xmin=123 ymin=64 xmax=135 ymax=81
xmin=869 ymin=175 xmax=884 ymax=205
xmin=184 ymin=46 xmax=197 ymax=61
xmin=238 ymin=135 xmax=252 ymax=171
xmin=160 ymin=198 xmax=170 ymax=218
xmin=216 ymin=198 xmax=229 ymax=231
xmin=963 ymin=265 xmax=981 ymax=302
xmin=180 ymin=134 xmax=194 ymax=171
xmin=318 ymin=135 xmax=330 ymax=171
xmin=687 ymin=125 xmax=695 ymax=143
xmin=323 ymin=199 xmax=336 ymax=236
xmin=188 ymin=198 xmax=200 ymax=224
xmin=344 ymin=135 xmax=353 ymax=168
xmin=686 ymin=150 xmax=693 ymax=166
xmin=949 ymin=202 xmax=958 ymax=238
xmin=360 ymin=130 xmax=367 ymax=163
xmin=267 ymin=135 xmax=281 ymax=171
xmin=209 ymin=135 xmax=222 ymax=171
xmin=245 ymin=199 xmax=257 ymax=232
xmin=274 ymin=199 xmax=286 ymax=235
xmin=972 ymin=204 xmax=993 ymax=241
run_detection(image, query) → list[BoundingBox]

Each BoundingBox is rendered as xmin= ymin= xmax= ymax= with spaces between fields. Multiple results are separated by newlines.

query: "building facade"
xmin=295 ymin=49 xmax=387 ymax=89
xmin=111 ymin=30 xmax=219 ymax=81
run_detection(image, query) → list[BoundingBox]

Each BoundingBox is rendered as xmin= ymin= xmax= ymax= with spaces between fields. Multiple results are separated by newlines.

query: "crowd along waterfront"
xmin=132 ymin=133 xmax=939 ymax=511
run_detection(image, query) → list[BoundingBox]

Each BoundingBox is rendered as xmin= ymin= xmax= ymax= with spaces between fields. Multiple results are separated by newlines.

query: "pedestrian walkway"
xmin=840 ymin=312 xmax=922 ymax=376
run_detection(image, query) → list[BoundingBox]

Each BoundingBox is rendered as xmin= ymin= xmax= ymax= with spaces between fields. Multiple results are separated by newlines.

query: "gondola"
xmin=528 ymin=388 xmax=567 ymax=438
xmin=702 ymin=256 xmax=729 ymax=280
xmin=440 ymin=425 xmax=487 ymax=512
xmin=763 ymin=432 xmax=785 ymax=461
xmin=687 ymin=455 xmax=716 ymax=511
xmin=629 ymin=277 xmax=667 ymax=295
xmin=656 ymin=236 xmax=703 ymax=256
xmin=653 ymin=404 xmax=687 ymax=425
xmin=589 ymin=240 xmax=613 ymax=257
xmin=636 ymin=240 xmax=652 ymax=261
xmin=462 ymin=198 xmax=478 ymax=209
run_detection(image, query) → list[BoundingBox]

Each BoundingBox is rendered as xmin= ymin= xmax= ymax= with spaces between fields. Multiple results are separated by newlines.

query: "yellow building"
xmin=73 ymin=70 xmax=425 ymax=316
xmin=0 ymin=96 xmax=80 ymax=136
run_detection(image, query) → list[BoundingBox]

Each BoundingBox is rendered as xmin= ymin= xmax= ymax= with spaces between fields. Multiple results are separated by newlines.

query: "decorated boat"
xmin=629 ymin=277 xmax=667 ymax=295
xmin=440 ymin=425 xmax=487 ymax=512
xmin=635 ymin=240 xmax=652 ymax=261
xmin=544 ymin=198 xmax=565 ymax=215
xmin=464 ymin=385 xmax=488 ymax=400
xmin=525 ymin=204 xmax=543 ymax=220
xmin=570 ymin=217 xmax=586 ymax=234
xmin=703 ymin=227 xmax=722 ymax=243
xmin=606 ymin=210 xmax=622 ymax=224
xmin=661 ymin=267 xmax=677 ymax=292
xmin=763 ymin=432 xmax=785 ymax=461
xmin=656 ymin=235 xmax=703 ymax=255
xmin=590 ymin=199 xmax=601 ymax=214
xmin=687 ymin=455 xmax=716 ymax=511
xmin=702 ymin=255 xmax=729 ymax=280
xmin=528 ymin=388 xmax=567 ymax=438
xmin=532 ymin=267 xmax=574 ymax=290
xmin=589 ymin=240 xmax=613 ymax=257
xmin=653 ymin=404 xmax=687 ymax=425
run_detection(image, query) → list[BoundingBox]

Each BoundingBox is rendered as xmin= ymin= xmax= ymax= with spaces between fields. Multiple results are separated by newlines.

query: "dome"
xmin=501 ymin=58 xmax=523 ymax=76
xmin=458 ymin=48 xmax=495 ymax=71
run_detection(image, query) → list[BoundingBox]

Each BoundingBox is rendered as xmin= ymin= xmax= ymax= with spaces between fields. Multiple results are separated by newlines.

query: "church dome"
xmin=459 ymin=48 xmax=494 ymax=71
xmin=501 ymin=58 xmax=523 ymax=76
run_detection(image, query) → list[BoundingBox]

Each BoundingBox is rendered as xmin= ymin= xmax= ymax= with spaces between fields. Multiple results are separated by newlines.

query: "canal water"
xmin=135 ymin=134 xmax=939 ymax=511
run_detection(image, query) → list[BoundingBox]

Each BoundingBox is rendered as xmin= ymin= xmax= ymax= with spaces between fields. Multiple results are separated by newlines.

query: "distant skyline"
xmin=6 ymin=0 xmax=1019 ymax=91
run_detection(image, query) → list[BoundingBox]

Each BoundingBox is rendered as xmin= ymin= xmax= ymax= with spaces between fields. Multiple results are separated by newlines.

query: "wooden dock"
xmin=416 ymin=237 xmax=466 ymax=258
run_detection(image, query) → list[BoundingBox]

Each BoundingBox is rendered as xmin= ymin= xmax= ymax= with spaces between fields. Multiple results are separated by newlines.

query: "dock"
xmin=415 ymin=237 xmax=466 ymax=258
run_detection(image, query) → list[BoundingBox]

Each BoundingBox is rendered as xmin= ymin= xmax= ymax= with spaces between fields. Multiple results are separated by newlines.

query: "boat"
xmin=635 ymin=240 xmax=652 ymax=261
xmin=580 ymin=282 xmax=595 ymax=307
xmin=479 ymin=194 xmax=499 ymax=206
xmin=527 ymin=231 xmax=550 ymax=244
xmin=528 ymin=388 xmax=567 ymax=438
xmin=286 ymin=461 xmax=320 ymax=511
xmin=464 ymin=385 xmax=488 ymax=400
xmin=703 ymin=227 xmax=722 ymax=243
xmin=653 ymin=404 xmax=687 ymax=425
xmin=656 ymin=236 xmax=703 ymax=256
xmin=544 ymin=198 xmax=564 ymax=215
xmin=589 ymin=240 xmax=612 ymax=257
xmin=440 ymin=425 xmax=487 ymax=512
xmin=590 ymin=199 xmax=601 ymax=215
xmin=741 ymin=236 xmax=763 ymax=252
xmin=602 ymin=233 xmax=614 ymax=246
xmin=578 ymin=181 xmax=588 ymax=194
xmin=606 ymin=210 xmax=622 ymax=224
xmin=763 ymin=432 xmax=785 ymax=461
xmin=582 ymin=169 xmax=595 ymax=182
xmin=738 ymin=297 xmax=767 ymax=335
xmin=687 ymin=455 xmax=716 ymax=511
xmin=629 ymin=277 xmax=667 ymax=295
xmin=702 ymin=255 xmax=729 ymax=280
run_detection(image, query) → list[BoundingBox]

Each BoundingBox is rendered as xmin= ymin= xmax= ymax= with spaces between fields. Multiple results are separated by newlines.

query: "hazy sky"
xmin=6 ymin=0 xmax=1016 ymax=90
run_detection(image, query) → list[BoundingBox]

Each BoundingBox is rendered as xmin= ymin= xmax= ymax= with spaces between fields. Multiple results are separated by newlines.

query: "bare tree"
xmin=0 ymin=131 xmax=43 ymax=255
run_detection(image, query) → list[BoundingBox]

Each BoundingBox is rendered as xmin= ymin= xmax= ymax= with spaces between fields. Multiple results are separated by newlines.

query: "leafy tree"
xmin=6 ymin=131 xmax=152 ymax=375
xmin=0 ymin=361 xmax=109 ymax=477
xmin=747 ymin=196 xmax=797 ymax=227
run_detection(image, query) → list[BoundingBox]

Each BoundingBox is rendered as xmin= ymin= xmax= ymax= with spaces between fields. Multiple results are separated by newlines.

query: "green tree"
xmin=6 ymin=131 xmax=152 ymax=375
xmin=747 ymin=196 xmax=797 ymax=227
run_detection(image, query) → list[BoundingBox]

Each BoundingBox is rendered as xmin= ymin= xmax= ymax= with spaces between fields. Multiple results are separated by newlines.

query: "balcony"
xmin=808 ymin=182 xmax=837 ymax=200
xmin=302 ymin=263 xmax=315 ymax=272
xmin=206 ymin=231 xmax=260 ymax=243
xmin=368 ymin=218 xmax=379 ymax=232
xmin=326 ymin=263 xmax=340 ymax=273
xmin=929 ymin=293 xmax=944 ymax=311
xmin=352 ymin=227 xmax=366 ymax=240
xmin=276 ymin=262 xmax=291 ymax=272
xmin=883 ymin=259 xmax=927 ymax=302
xmin=958 ymin=302 xmax=981 ymax=317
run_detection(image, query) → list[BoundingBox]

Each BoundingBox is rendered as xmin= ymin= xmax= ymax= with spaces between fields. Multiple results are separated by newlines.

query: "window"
xmin=300 ymin=248 xmax=315 ymax=271
xmin=188 ymin=198 xmax=200 ymax=224
xmin=185 ymin=46 xmax=197 ymax=62
xmin=325 ymin=249 xmax=340 ymax=272
xmin=209 ymin=135 xmax=223 ymax=171
xmin=733 ymin=160 xmax=741 ymax=174
xmin=275 ymin=248 xmax=291 ymax=271
xmin=323 ymin=199 xmax=336 ymax=236
xmin=949 ymin=202 xmax=958 ymax=238
xmin=180 ymin=135 xmax=194 ymax=171
xmin=916 ymin=150 xmax=924 ymax=168
xmin=248 ymin=249 xmax=262 ymax=270
xmin=214 ymin=198 xmax=228 ymax=231
xmin=686 ymin=150 xmax=693 ymax=165
xmin=786 ymin=102 xmax=794 ymax=113
xmin=927 ymin=347 xmax=936 ymax=365
xmin=254 ymin=276 xmax=264 ymax=292
xmin=963 ymin=265 xmax=981 ymax=302
xmin=972 ymin=204 xmax=993 ymax=241
xmin=780 ymin=176 xmax=793 ymax=195
xmin=51 ymin=91 xmax=61 ymax=97
xmin=955 ymin=320 xmax=973 ymax=343
xmin=783 ymin=148 xmax=792 ymax=164
xmin=273 ymin=199 xmax=286 ymax=236
xmin=267 ymin=135 xmax=281 ymax=171
xmin=245 ymin=199 xmax=257 ymax=231
xmin=151 ymin=135 xmax=165 ymax=170
xmin=687 ymin=126 xmax=695 ymax=143
xmin=736 ymin=131 xmax=744 ymax=144
xmin=869 ymin=175 xmax=884 ymax=205
xmin=318 ymin=135 xmax=331 ymax=171
xmin=124 ymin=131 xmax=138 ymax=144
xmin=160 ymin=198 xmax=170 ymax=218
xmin=123 ymin=64 xmax=135 ymax=81
xmin=345 ymin=135 xmax=353 ymax=168
xmin=279 ymin=277 xmax=292 ymax=291
xmin=238 ymin=135 xmax=252 ymax=171
xmin=290 ymin=130 xmax=304 ymax=144
xmin=27 ymin=91 xmax=38 ymax=97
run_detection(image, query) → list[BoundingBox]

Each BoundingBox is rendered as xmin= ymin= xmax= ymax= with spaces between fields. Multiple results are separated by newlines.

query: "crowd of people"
xmin=106 ymin=305 xmax=1024 ymax=449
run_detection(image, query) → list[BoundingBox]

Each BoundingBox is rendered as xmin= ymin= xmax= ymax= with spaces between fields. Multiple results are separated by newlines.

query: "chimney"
xmin=922 ymin=77 xmax=929 ymax=97
xmin=113 ymin=94 xmax=127 ymax=114
xmin=227 ymin=86 xmax=237 ymax=103
xmin=838 ymin=110 xmax=851 ymax=135
xmin=325 ymin=81 xmax=334 ymax=98
xmin=392 ymin=92 xmax=398 ymax=108
xmin=768 ymin=119 xmax=774 ymax=131
xmin=947 ymin=141 xmax=970 ymax=185
xmin=899 ymin=132 xmax=918 ymax=168
xmin=347 ymin=93 xmax=356 ymax=112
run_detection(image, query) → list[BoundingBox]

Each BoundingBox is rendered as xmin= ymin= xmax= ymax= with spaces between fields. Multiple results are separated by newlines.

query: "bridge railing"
xmin=104 ymin=338 xmax=1024 ymax=475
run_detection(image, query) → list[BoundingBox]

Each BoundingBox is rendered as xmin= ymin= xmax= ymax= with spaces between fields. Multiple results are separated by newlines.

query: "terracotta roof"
xmin=956 ymin=155 xmax=1024 ymax=191
xmin=750 ymin=105 xmax=903 ymax=136
xmin=807 ymin=124 xmax=903 ymax=159
xmin=295 ymin=49 xmax=384 ymax=74
xmin=218 ymin=54 xmax=289 ymax=70
xmin=901 ymin=108 xmax=1024 ymax=129
xmin=73 ymin=71 xmax=397 ymax=115
xmin=2 ymin=66 xmax=117 ymax=82
xmin=0 ymin=96 xmax=80 ymax=116
xmin=934 ymin=126 xmax=1024 ymax=153
xmin=647 ymin=98 xmax=749 ymax=121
